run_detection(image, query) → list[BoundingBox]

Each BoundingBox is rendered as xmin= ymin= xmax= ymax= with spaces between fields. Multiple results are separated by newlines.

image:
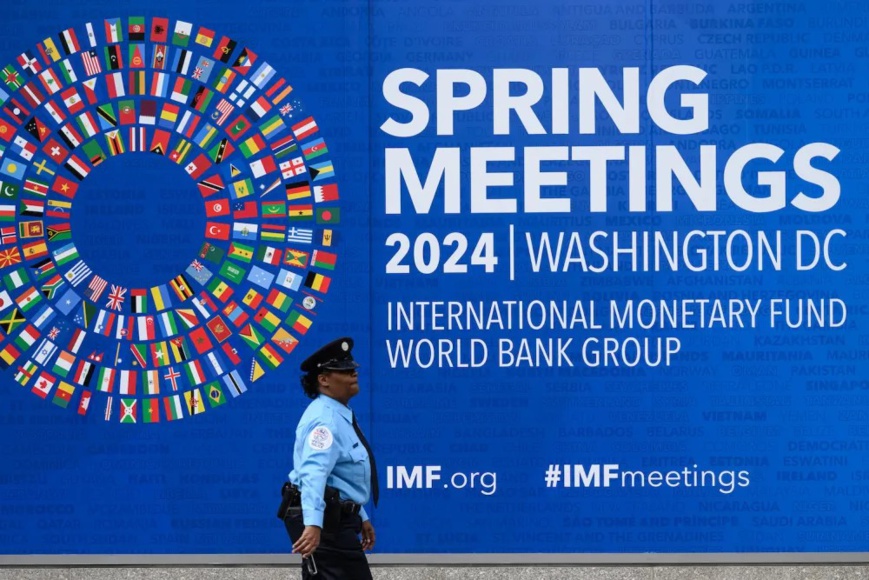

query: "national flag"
xmin=305 ymin=272 xmax=331 ymax=293
xmin=0 ymin=157 xmax=25 ymax=180
xmin=191 ymin=87 xmax=214 ymax=114
xmin=260 ymin=115 xmax=286 ymax=141
xmin=254 ymin=307 xmax=281 ymax=333
xmin=184 ymin=152 xmax=210 ymax=179
xmin=169 ymin=274 xmax=193 ymax=300
xmin=150 ymin=128 xmax=171 ymax=154
xmin=106 ymin=72 xmax=125 ymax=98
xmin=63 ymin=153 xmax=89 ymax=181
xmin=110 ymin=100 xmax=133 ymax=126
xmin=152 ymin=45 xmax=167 ymax=69
xmin=257 ymin=343 xmax=284 ymax=370
xmin=170 ymin=77 xmax=192 ymax=103
xmin=192 ymin=291 xmax=217 ymax=318
xmin=40 ymin=274 xmax=63 ymax=299
xmin=311 ymin=249 xmax=337 ymax=270
xmin=142 ymin=398 xmax=160 ymax=423
xmin=77 ymin=390 xmax=92 ymax=415
xmin=249 ymin=156 xmax=277 ymax=178
xmin=316 ymin=207 xmax=340 ymax=224
xmin=104 ymin=18 xmax=122 ymax=43
xmin=231 ymin=177 xmax=253 ymax=200
xmin=309 ymin=161 xmax=335 ymax=181
xmin=138 ymin=99 xmax=156 ymax=125
xmin=104 ymin=44 xmax=123 ymax=70
xmin=226 ymin=113 xmax=252 ymax=141
xmin=185 ymin=388 xmax=206 ymax=415
xmin=168 ymin=337 xmax=188 ymax=362
xmin=15 ymin=286 xmax=42 ymax=312
xmin=189 ymin=327 xmax=213 ymax=354
xmin=208 ymin=279 xmax=230 ymax=302
xmin=159 ymin=103 xmax=179 ymax=128
xmin=127 ymin=16 xmax=145 ymax=41
xmin=176 ymin=110 xmax=200 ymax=138
xmin=198 ymin=174 xmax=225 ymax=199
xmin=232 ymin=47 xmax=257 ymax=74
xmin=33 ymin=338 xmax=57 ymax=365
xmin=81 ymin=50 xmax=102 ymax=76
xmin=163 ymin=394 xmax=184 ymax=421
xmin=150 ymin=340 xmax=169 ymax=366
xmin=253 ymin=63 xmax=278 ymax=91
xmin=51 ymin=381 xmax=75 ymax=408
xmin=228 ymin=241 xmax=253 ymax=263
xmin=13 ymin=323 xmax=39 ymax=349
xmin=143 ymin=369 xmax=160 ymax=395
xmin=256 ymin=246 xmax=282 ymax=266
xmin=223 ymin=369 xmax=247 ymax=397
xmin=206 ymin=381 xmax=226 ymax=407
xmin=302 ymin=138 xmax=328 ymax=160
xmin=76 ymin=112 xmax=100 ymax=139
xmin=286 ymin=227 xmax=314 ymax=244
xmin=128 ymin=69 xmax=146 ymax=94
xmin=288 ymin=204 xmax=313 ymax=221
xmin=173 ymin=21 xmax=193 ymax=46
xmin=150 ymin=71 xmax=168 ymax=98
xmin=266 ymin=288 xmax=291 ymax=313
xmin=206 ymin=316 xmax=232 ymax=343
xmin=31 ymin=371 xmax=56 ymax=399
xmin=130 ymin=288 xmax=147 ymax=313
xmin=96 ymin=366 xmax=115 ymax=392
xmin=292 ymin=117 xmax=318 ymax=140
xmin=214 ymin=36 xmax=237 ymax=62
xmin=157 ymin=310 xmax=178 ymax=338
xmin=280 ymin=156 xmax=306 ymax=179
xmin=172 ymin=49 xmax=193 ymax=75
xmin=120 ymin=398 xmax=137 ymax=423
xmin=204 ymin=221 xmax=229 ymax=241
xmin=64 ymin=261 xmax=90 ymax=289
xmin=314 ymin=183 xmax=339 ymax=203
xmin=272 ymin=327 xmax=299 ymax=354
xmin=169 ymin=138 xmax=191 ymax=164
xmin=3 ymin=268 xmax=26 ymax=290
xmin=182 ymin=359 xmax=205 ymax=385
xmin=286 ymin=310 xmax=313 ymax=334
xmin=285 ymin=181 xmax=311 ymax=201
xmin=176 ymin=308 xmax=199 ymax=329
xmin=196 ymin=27 xmax=215 ymax=47
xmin=191 ymin=56 xmax=215 ymax=83
xmin=238 ymin=323 xmax=263 ymax=350
xmin=151 ymin=17 xmax=169 ymax=43
xmin=284 ymin=248 xmax=309 ymax=268
xmin=37 ymin=37 xmax=61 ymax=65
xmin=17 ymin=51 xmax=40 ymax=76
xmin=105 ymin=284 xmax=126 ymax=310
xmin=128 ymin=126 xmax=147 ymax=152
xmin=59 ymin=59 xmax=79 ymax=87
xmin=96 ymin=102 xmax=118 ymax=129
xmin=38 ymin=68 xmax=62 ymax=95
xmin=105 ymin=130 xmax=124 ymax=155
xmin=130 ymin=343 xmax=148 ymax=367
xmin=245 ymin=95 xmax=271 ymax=121
xmin=151 ymin=284 xmax=172 ymax=312
xmin=212 ymin=67 xmax=236 ymax=94
xmin=58 ymin=28 xmax=82 ymax=55
xmin=52 ymin=350 xmax=76 ymax=377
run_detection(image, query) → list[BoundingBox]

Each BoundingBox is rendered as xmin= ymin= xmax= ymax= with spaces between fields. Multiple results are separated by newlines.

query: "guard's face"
xmin=318 ymin=368 xmax=359 ymax=404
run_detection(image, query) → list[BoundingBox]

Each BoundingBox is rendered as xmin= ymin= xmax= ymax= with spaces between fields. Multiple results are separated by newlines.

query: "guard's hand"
xmin=292 ymin=525 xmax=321 ymax=558
xmin=361 ymin=520 xmax=376 ymax=550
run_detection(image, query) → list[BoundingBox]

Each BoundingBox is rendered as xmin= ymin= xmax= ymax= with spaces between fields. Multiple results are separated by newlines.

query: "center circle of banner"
xmin=0 ymin=17 xmax=342 ymax=423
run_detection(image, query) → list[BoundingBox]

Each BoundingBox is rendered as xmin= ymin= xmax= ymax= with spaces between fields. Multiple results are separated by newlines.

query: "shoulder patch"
xmin=308 ymin=426 xmax=333 ymax=451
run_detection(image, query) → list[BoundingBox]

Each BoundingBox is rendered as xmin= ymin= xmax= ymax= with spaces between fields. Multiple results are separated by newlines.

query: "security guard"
xmin=283 ymin=337 xmax=378 ymax=579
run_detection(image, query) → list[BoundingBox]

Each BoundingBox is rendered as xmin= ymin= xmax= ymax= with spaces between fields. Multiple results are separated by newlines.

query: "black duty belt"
xmin=284 ymin=482 xmax=362 ymax=514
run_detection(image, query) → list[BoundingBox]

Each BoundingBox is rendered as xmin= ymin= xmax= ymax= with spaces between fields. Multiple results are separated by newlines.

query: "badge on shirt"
xmin=308 ymin=426 xmax=333 ymax=450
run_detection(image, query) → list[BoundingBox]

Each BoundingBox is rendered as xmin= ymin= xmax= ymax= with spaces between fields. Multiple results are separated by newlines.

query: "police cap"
xmin=300 ymin=337 xmax=359 ymax=373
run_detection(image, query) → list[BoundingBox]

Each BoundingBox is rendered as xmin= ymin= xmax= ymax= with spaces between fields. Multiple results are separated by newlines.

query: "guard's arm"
xmin=297 ymin=422 xmax=340 ymax=528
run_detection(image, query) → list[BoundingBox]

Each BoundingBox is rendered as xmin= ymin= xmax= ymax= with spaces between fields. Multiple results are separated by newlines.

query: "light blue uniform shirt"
xmin=289 ymin=395 xmax=372 ymax=526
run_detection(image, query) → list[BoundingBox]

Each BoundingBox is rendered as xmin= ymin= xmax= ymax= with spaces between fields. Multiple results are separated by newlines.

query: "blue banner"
xmin=1 ymin=0 xmax=868 ymax=557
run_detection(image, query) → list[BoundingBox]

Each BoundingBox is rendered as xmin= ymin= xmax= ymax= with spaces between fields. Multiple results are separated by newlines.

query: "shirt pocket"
xmin=348 ymin=445 xmax=370 ymax=488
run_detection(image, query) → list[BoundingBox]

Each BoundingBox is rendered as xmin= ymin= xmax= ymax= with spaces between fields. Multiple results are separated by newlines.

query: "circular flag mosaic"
xmin=0 ymin=17 xmax=342 ymax=423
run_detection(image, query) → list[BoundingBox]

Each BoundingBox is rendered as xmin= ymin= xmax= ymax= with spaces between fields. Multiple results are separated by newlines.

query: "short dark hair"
xmin=300 ymin=372 xmax=320 ymax=399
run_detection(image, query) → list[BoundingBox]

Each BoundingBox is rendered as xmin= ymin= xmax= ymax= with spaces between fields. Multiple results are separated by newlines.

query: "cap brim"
xmin=321 ymin=360 xmax=359 ymax=371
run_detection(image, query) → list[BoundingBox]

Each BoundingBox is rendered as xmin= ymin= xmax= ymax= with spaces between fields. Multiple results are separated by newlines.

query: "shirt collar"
xmin=318 ymin=394 xmax=353 ymax=423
